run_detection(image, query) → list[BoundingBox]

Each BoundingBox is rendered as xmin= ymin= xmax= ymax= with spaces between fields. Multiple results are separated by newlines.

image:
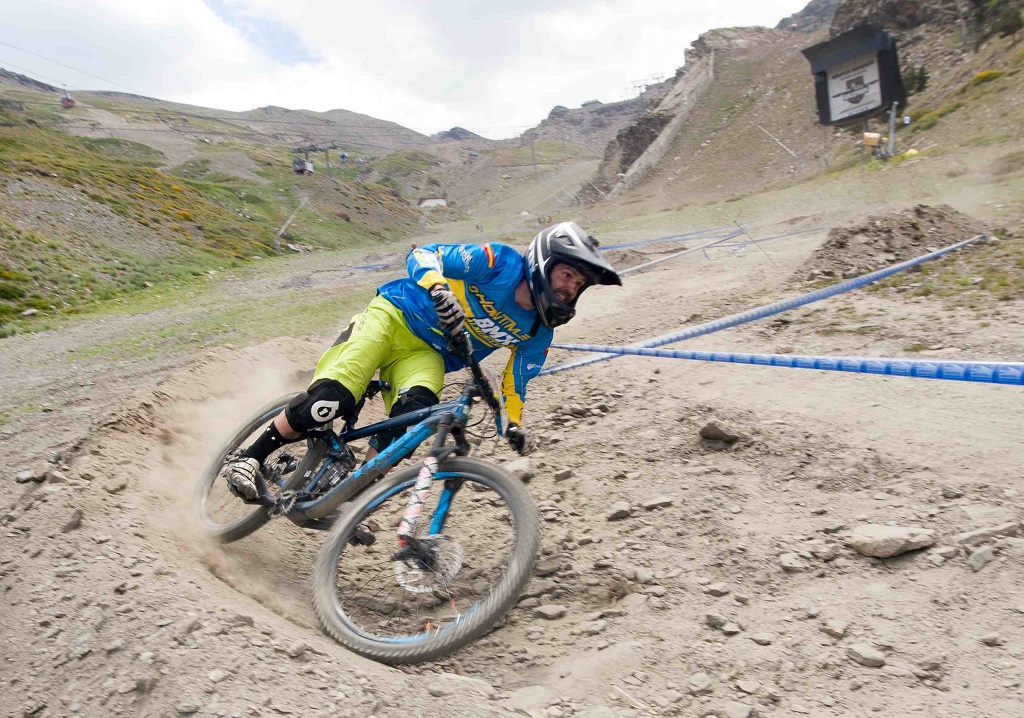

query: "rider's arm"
xmin=407 ymin=244 xmax=502 ymax=290
xmin=500 ymin=341 xmax=548 ymax=427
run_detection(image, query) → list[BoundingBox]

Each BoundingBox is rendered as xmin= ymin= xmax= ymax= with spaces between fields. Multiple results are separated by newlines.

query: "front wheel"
xmin=312 ymin=457 xmax=540 ymax=664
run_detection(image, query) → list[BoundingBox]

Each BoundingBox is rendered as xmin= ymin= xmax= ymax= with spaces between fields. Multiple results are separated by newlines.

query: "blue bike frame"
xmin=284 ymin=394 xmax=474 ymax=524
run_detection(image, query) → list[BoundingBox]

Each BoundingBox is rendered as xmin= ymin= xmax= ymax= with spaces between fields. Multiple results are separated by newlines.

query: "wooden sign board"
xmin=803 ymin=25 xmax=906 ymax=125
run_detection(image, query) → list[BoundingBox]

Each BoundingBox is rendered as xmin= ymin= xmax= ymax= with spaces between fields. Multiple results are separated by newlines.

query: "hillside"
xmin=580 ymin=0 xmax=1024 ymax=219
xmin=522 ymin=80 xmax=672 ymax=152
xmin=0 ymin=76 xmax=421 ymax=332
xmin=69 ymin=92 xmax=429 ymax=154
xmin=776 ymin=0 xmax=842 ymax=32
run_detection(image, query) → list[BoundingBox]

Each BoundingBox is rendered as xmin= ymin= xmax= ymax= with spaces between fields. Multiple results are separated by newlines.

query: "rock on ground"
xmin=847 ymin=643 xmax=886 ymax=668
xmin=844 ymin=524 xmax=936 ymax=558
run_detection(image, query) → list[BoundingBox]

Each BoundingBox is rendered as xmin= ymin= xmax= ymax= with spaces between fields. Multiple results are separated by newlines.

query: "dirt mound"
xmin=797 ymin=204 xmax=986 ymax=280
xmin=603 ymin=247 xmax=650 ymax=269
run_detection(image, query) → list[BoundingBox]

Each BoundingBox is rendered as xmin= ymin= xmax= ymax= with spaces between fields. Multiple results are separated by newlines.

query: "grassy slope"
xmin=0 ymin=94 xmax=418 ymax=334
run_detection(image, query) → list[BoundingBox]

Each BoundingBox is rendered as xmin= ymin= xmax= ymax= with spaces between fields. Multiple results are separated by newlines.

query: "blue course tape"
xmin=351 ymin=262 xmax=395 ymax=270
xmin=545 ymin=344 xmax=1024 ymax=386
xmin=542 ymin=233 xmax=988 ymax=376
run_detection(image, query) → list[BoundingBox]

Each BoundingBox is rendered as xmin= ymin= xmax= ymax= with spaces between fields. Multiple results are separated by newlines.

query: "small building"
xmin=292 ymin=157 xmax=314 ymax=175
xmin=581 ymin=99 xmax=601 ymax=108
xmin=417 ymin=198 xmax=447 ymax=208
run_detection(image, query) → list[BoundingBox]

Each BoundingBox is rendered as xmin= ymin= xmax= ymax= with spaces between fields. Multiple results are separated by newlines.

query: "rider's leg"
xmin=224 ymin=379 xmax=360 ymax=499
xmin=365 ymin=345 xmax=445 ymax=462
xmin=224 ymin=299 xmax=398 ymax=498
xmin=365 ymin=386 xmax=441 ymax=461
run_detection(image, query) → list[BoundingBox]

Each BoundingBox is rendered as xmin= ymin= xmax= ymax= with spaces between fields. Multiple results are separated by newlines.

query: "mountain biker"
xmin=223 ymin=221 xmax=622 ymax=499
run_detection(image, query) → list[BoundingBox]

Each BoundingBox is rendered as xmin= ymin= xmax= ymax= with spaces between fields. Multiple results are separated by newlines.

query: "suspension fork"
xmin=396 ymin=412 xmax=454 ymax=545
xmin=429 ymin=478 xmax=465 ymax=535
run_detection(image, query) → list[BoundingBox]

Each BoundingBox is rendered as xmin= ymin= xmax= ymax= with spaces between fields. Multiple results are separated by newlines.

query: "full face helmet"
xmin=526 ymin=222 xmax=622 ymax=328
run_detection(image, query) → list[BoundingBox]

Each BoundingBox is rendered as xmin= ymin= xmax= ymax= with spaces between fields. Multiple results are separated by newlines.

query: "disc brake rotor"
xmin=393 ymin=535 xmax=463 ymax=594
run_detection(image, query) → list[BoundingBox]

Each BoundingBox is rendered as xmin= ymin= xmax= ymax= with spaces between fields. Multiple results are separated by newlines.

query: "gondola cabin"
xmin=292 ymin=157 xmax=314 ymax=175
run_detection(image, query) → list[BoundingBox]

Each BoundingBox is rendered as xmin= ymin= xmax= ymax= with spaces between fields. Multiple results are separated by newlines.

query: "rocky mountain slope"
xmin=580 ymin=0 xmax=1024 ymax=218
xmin=69 ymin=93 xmax=430 ymax=153
xmin=776 ymin=0 xmax=842 ymax=32
xmin=522 ymin=80 xmax=672 ymax=152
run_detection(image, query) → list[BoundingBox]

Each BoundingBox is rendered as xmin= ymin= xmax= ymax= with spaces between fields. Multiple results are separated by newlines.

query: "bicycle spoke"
xmin=357 ymin=574 xmax=398 ymax=613
xmin=344 ymin=565 xmax=391 ymax=602
xmin=381 ymin=591 xmax=407 ymax=634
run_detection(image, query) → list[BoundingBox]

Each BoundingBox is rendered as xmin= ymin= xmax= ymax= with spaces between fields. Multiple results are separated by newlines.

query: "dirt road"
xmin=2 ymin=203 xmax=1022 ymax=718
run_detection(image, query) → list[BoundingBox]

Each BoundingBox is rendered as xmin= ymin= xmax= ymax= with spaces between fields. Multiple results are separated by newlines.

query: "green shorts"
xmin=312 ymin=295 xmax=444 ymax=412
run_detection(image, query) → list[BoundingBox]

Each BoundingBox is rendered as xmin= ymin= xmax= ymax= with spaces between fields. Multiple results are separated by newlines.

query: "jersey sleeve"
xmin=407 ymin=243 xmax=501 ymax=290
xmin=500 ymin=340 xmax=549 ymax=426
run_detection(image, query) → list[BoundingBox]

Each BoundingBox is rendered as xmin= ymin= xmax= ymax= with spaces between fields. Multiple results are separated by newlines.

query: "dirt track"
xmin=2 ymin=206 xmax=1023 ymax=718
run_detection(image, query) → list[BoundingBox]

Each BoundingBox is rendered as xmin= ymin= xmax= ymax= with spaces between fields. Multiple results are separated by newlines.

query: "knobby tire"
xmin=312 ymin=457 xmax=540 ymax=664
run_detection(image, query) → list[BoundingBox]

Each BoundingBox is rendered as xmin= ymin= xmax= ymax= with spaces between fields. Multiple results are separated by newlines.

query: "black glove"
xmin=506 ymin=423 xmax=534 ymax=456
xmin=429 ymin=285 xmax=465 ymax=334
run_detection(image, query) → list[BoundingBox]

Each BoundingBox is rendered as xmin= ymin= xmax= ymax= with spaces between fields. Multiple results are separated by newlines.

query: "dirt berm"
xmin=797 ymin=204 xmax=988 ymax=281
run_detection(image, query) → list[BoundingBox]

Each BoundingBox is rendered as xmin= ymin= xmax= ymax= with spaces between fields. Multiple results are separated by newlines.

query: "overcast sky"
xmin=3 ymin=0 xmax=810 ymax=138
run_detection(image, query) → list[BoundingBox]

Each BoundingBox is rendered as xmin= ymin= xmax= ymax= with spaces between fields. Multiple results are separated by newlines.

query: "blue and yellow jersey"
xmin=376 ymin=243 xmax=552 ymax=425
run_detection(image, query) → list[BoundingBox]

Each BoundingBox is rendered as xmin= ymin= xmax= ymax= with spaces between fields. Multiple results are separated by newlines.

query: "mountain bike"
xmin=193 ymin=333 xmax=540 ymax=664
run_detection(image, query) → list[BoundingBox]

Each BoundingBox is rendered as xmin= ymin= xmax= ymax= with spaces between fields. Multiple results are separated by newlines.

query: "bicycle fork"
xmin=397 ymin=456 xmax=438 ymax=544
xmin=395 ymin=413 xmax=463 ymax=544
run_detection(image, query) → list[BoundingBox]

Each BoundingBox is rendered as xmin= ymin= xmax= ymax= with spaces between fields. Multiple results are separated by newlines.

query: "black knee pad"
xmin=285 ymin=379 xmax=357 ymax=433
xmin=370 ymin=385 xmax=439 ymax=451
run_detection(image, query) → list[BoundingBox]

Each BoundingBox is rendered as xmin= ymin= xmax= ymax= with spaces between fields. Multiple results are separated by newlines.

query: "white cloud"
xmin=2 ymin=0 xmax=812 ymax=137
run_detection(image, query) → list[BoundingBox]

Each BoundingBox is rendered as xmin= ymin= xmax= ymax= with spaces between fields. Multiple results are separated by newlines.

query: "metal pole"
xmin=273 ymin=197 xmax=309 ymax=251
xmin=887 ymin=101 xmax=898 ymax=157
xmin=619 ymin=233 xmax=740 ymax=276
xmin=757 ymin=125 xmax=799 ymax=159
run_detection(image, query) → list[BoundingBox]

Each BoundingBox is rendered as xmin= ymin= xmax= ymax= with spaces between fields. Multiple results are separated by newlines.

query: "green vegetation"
xmin=988 ymin=0 xmax=1024 ymax=36
xmin=0 ymin=215 xmax=239 ymax=334
xmin=0 ymin=115 xmax=414 ymax=332
xmin=66 ymin=286 xmax=372 ymax=361
xmin=872 ymin=238 xmax=1024 ymax=306
xmin=903 ymin=65 xmax=930 ymax=96
xmin=171 ymin=158 xmax=212 ymax=179
xmin=969 ymin=69 xmax=1005 ymax=86
xmin=912 ymin=101 xmax=965 ymax=131
xmin=377 ymin=176 xmax=402 ymax=193
xmin=80 ymin=138 xmax=166 ymax=166
xmin=375 ymin=150 xmax=442 ymax=176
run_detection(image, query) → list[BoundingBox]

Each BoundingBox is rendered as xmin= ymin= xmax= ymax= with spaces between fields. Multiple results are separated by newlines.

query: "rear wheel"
xmin=193 ymin=393 xmax=326 ymax=543
xmin=312 ymin=457 xmax=540 ymax=664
